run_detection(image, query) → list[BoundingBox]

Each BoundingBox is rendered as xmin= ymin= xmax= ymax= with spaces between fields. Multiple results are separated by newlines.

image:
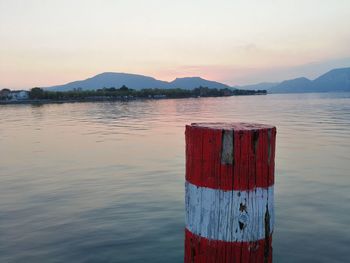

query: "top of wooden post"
xmin=185 ymin=122 xmax=276 ymax=191
xmin=189 ymin=122 xmax=275 ymax=131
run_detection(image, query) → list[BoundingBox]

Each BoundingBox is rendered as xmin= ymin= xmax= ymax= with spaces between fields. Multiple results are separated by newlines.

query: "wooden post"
xmin=185 ymin=123 xmax=276 ymax=263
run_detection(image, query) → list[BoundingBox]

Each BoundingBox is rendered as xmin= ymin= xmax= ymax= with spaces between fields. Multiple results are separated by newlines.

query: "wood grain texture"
xmin=185 ymin=122 xmax=276 ymax=263
xmin=185 ymin=229 xmax=272 ymax=263
xmin=185 ymin=182 xmax=274 ymax=242
xmin=185 ymin=123 xmax=276 ymax=191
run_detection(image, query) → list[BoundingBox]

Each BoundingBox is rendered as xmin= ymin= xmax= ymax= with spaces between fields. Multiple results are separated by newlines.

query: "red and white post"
xmin=185 ymin=123 xmax=276 ymax=263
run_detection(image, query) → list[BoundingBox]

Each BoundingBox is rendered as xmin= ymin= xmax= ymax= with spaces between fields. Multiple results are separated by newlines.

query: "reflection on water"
xmin=1 ymin=93 xmax=350 ymax=263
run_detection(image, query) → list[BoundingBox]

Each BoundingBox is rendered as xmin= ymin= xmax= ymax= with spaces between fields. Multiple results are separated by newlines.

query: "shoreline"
xmin=0 ymin=93 xmax=267 ymax=105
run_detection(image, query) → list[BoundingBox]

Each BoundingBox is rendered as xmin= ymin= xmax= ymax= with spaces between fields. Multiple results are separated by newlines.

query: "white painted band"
xmin=185 ymin=182 xmax=274 ymax=242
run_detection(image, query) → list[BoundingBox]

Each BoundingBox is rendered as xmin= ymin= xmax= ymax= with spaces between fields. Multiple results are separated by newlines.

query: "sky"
xmin=0 ymin=0 xmax=350 ymax=89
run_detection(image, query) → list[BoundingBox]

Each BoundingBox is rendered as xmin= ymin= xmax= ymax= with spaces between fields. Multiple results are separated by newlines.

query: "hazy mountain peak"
xmin=44 ymin=73 xmax=234 ymax=91
xmin=269 ymin=67 xmax=350 ymax=93
xmin=174 ymin=76 xmax=204 ymax=80
xmin=279 ymin=77 xmax=311 ymax=84
xmin=314 ymin=67 xmax=350 ymax=81
xmin=324 ymin=67 xmax=350 ymax=74
xmin=170 ymin=76 xmax=232 ymax=90
xmin=91 ymin=72 xmax=158 ymax=81
xmin=43 ymin=67 xmax=350 ymax=93
xmin=312 ymin=67 xmax=350 ymax=92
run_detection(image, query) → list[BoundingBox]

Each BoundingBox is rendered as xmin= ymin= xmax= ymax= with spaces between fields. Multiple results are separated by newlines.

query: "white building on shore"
xmin=6 ymin=90 xmax=29 ymax=101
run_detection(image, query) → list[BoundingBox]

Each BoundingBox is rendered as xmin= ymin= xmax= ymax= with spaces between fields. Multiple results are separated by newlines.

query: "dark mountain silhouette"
xmin=268 ymin=77 xmax=313 ymax=93
xmin=45 ymin=72 xmax=169 ymax=91
xmin=44 ymin=73 xmax=234 ymax=91
xmin=169 ymin=77 xmax=231 ymax=90
xmin=43 ymin=67 xmax=350 ymax=93
xmin=312 ymin=67 xmax=350 ymax=92
xmin=268 ymin=67 xmax=350 ymax=93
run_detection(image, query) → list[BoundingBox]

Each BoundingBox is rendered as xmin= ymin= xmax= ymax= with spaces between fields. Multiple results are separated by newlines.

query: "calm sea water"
xmin=1 ymin=93 xmax=350 ymax=263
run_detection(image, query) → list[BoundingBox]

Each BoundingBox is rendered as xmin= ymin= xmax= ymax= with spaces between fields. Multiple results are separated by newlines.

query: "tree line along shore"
xmin=0 ymin=86 xmax=267 ymax=104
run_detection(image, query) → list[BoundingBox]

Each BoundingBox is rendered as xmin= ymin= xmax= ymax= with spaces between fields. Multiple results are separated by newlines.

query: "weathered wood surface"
xmin=185 ymin=122 xmax=276 ymax=263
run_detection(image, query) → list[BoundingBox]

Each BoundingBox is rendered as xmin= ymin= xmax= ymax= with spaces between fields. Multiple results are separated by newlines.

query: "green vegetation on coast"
xmin=32 ymin=86 xmax=266 ymax=99
xmin=1 ymin=86 xmax=266 ymax=104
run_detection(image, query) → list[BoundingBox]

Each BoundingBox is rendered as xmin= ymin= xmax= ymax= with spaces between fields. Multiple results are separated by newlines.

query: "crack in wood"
xmin=264 ymin=204 xmax=271 ymax=263
xmin=267 ymin=129 xmax=272 ymax=165
xmin=221 ymin=130 xmax=234 ymax=165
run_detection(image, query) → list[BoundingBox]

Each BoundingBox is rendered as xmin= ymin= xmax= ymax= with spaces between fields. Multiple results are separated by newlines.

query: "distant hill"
xmin=236 ymin=82 xmax=279 ymax=91
xmin=268 ymin=67 xmax=350 ymax=93
xmin=312 ymin=68 xmax=350 ymax=92
xmin=42 ymin=67 xmax=350 ymax=93
xmin=269 ymin=77 xmax=313 ymax=93
xmin=44 ymin=72 xmax=234 ymax=91
xmin=45 ymin=72 xmax=169 ymax=91
xmin=170 ymin=77 xmax=231 ymax=90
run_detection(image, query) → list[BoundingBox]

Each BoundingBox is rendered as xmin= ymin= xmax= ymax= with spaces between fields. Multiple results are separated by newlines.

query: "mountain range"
xmin=44 ymin=67 xmax=350 ymax=93
xmin=267 ymin=67 xmax=350 ymax=93
xmin=238 ymin=67 xmax=350 ymax=93
xmin=45 ymin=73 xmax=232 ymax=91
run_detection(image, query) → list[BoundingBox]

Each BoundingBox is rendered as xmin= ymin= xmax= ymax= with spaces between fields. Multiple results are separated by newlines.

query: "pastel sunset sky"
xmin=1 ymin=0 xmax=350 ymax=89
